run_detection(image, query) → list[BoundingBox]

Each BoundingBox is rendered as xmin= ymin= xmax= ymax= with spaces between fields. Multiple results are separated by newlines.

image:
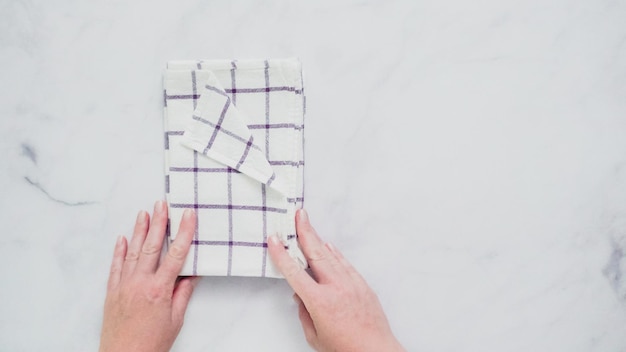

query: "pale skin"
xmin=268 ymin=209 xmax=405 ymax=352
xmin=100 ymin=201 xmax=404 ymax=352
xmin=100 ymin=200 xmax=200 ymax=352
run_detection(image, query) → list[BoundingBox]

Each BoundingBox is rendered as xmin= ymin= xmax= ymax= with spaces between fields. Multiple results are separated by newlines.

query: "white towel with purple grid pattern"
xmin=163 ymin=58 xmax=306 ymax=278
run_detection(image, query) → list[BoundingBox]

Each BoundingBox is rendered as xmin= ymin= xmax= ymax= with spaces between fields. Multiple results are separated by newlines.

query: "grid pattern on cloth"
xmin=163 ymin=58 xmax=306 ymax=278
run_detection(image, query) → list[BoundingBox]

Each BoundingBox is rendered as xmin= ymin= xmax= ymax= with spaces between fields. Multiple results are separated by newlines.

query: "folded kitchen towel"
xmin=163 ymin=58 xmax=307 ymax=277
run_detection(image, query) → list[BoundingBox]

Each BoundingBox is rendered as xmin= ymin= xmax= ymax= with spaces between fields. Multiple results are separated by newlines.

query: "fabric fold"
xmin=179 ymin=72 xmax=287 ymax=195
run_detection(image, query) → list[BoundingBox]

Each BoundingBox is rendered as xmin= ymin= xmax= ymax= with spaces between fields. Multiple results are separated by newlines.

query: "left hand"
xmin=99 ymin=201 xmax=199 ymax=352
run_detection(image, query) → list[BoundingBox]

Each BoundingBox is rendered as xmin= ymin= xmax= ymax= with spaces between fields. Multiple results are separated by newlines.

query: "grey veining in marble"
xmin=1 ymin=0 xmax=625 ymax=351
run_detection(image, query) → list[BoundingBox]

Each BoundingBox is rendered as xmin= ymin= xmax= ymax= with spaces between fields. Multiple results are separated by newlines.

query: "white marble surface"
xmin=1 ymin=0 xmax=626 ymax=351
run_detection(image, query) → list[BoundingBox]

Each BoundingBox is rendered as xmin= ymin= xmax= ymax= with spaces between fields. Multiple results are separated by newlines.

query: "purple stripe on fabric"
xmin=166 ymin=94 xmax=201 ymax=100
xmin=247 ymin=123 xmax=304 ymax=130
xmin=266 ymin=172 xmax=276 ymax=187
xmin=163 ymin=90 xmax=167 ymax=107
xmin=269 ymin=160 xmax=305 ymax=166
xmin=170 ymin=203 xmax=287 ymax=214
xmin=192 ymin=71 xmax=198 ymax=109
xmin=264 ymin=61 xmax=270 ymax=160
xmin=192 ymin=151 xmax=199 ymax=275
xmin=165 ymin=175 xmax=170 ymax=193
xmin=166 ymin=87 xmax=301 ymax=100
xmin=227 ymin=169 xmax=233 ymax=276
xmin=235 ymin=136 xmax=254 ymax=169
xmin=287 ymin=234 xmax=296 ymax=240
xmin=300 ymin=69 xmax=306 ymax=207
xmin=203 ymin=99 xmax=231 ymax=154
xmin=227 ymin=58 xmax=241 ymax=266
xmin=224 ymin=87 xmax=302 ymax=94
xmin=262 ymin=59 xmax=270 ymax=277
xmin=192 ymin=115 xmax=261 ymax=152
xmin=192 ymin=240 xmax=268 ymax=248
xmin=169 ymin=166 xmax=240 ymax=174
xmin=230 ymin=61 xmax=237 ymax=105
xmin=164 ymin=130 xmax=184 ymax=150
xmin=197 ymin=61 xmax=202 ymax=69
xmin=287 ymin=197 xmax=304 ymax=203
xmin=261 ymin=184 xmax=268 ymax=276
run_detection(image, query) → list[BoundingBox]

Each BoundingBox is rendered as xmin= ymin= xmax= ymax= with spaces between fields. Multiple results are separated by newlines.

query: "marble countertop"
xmin=2 ymin=1 xmax=626 ymax=351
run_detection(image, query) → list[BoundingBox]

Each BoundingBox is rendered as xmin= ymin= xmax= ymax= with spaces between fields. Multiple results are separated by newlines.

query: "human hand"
xmin=99 ymin=201 xmax=199 ymax=352
xmin=268 ymin=209 xmax=404 ymax=352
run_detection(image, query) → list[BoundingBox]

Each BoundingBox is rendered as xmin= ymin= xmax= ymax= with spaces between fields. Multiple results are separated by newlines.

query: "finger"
xmin=293 ymin=293 xmax=318 ymax=348
xmin=171 ymin=276 xmax=200 ymax=325
xmin=122 ymin=210 xmax=150 ymax=278
xmin=136 ymin=200 xmax=168 ymax=273
xmin=296 ymin=209 xmax=343 ymax=283
xmin=267 ymin=235 xmax=317 ymax=298
xmin=157 ymin=209 xmax=196 ymax=283
xmin=107 ymin=236 xmax=127 ymax=291
xmin=325 ymin=242 xmax=367 ymax=286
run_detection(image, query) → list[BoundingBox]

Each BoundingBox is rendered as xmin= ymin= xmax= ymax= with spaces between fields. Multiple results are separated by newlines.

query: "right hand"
xmin=268 ymin=209 xmax=405 ymax=352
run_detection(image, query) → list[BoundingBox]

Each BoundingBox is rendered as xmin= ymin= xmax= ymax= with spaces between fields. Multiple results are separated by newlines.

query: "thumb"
xmin=172 ymin=276 xmax=200 ymax=324
xmin=294 ymin=293 xmax=317 ymax=348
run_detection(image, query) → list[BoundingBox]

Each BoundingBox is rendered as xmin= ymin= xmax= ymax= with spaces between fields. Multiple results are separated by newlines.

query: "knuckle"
xmin=146 ymin=283 xmax=167 ymax=302
xmin=306 ymin=246 xmax=327 ymax=262
xmin=141 ymin=242 xmax=160 ymax=255
xmin=109 ymin=264 xmax=121 ymax=275
xmin=168 ymin=244 xmax=186 ymax=260
xmin=125 ymin=251 xmax=140 ymax=261
xmin=283 ymin=261 xmax=303 ymax=279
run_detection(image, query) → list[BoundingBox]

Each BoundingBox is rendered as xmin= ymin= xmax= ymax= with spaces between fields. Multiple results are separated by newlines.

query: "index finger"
xmin=267 ymin=235 xmax=317 ymax=299
xmin=157 ymin=209 xmax=196 ymax=283
xmin=295 ymin=209 xmax=343 ymax=284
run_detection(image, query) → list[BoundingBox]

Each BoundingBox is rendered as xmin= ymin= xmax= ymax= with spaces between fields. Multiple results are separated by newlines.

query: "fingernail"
xmin=116 ymin=235 xmax=124 ymax=247
xmin=155 ymin=200 xmax=165 ymax=213
xmin=136 ymin=210 xmax=147 ymax=223
xmin=298 ymin=209 xmax=309 ymax=222
xmin=268 ymin=235 xmax=280 ymax=246
xmin=183 ymin=208 xmax=195 ymax=219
